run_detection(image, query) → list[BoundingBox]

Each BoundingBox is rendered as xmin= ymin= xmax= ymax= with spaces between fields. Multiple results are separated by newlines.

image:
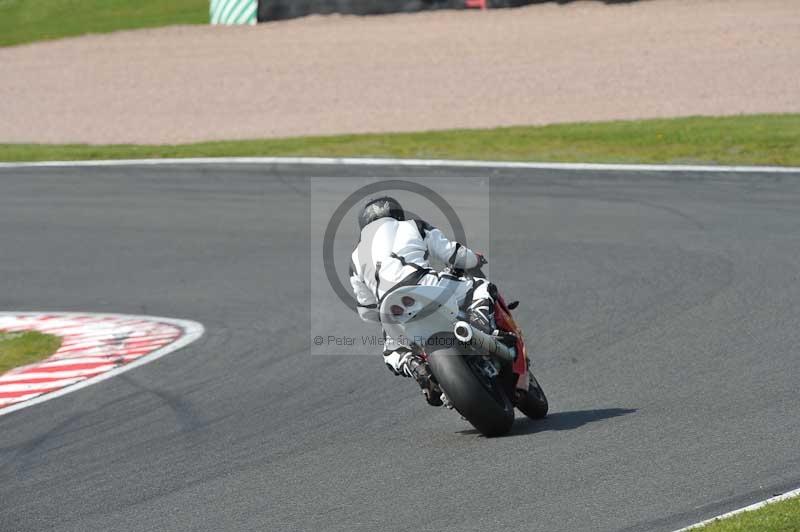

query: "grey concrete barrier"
xmin=257 ymin=0 xmax=538 ymax=22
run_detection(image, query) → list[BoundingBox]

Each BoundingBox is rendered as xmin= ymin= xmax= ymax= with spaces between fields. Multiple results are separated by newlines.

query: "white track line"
xmin=0 ymin=312 xmax=204 ymax=417
xmin=673 ymin=487 xmax=800 ymax=531
xmin=0 ymin=156 xmax=798 ymax=173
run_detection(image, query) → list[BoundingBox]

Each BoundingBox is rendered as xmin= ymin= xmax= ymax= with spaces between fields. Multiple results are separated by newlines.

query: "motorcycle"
xmin=379 ymin=267 xmax=548 ymax=437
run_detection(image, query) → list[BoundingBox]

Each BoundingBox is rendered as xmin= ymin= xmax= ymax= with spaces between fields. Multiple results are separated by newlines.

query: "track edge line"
xmin=0 ymin=157 xmax=799 ymax=173
xmin=672 ymin=486 xmax=800 ymax=531
xmin=0 ymin=312 xmax=205 ymax=417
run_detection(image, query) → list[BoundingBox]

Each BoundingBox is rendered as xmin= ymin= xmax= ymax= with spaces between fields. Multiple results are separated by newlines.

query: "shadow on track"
xmin=456 ymin=407 xmax=637 ymax=437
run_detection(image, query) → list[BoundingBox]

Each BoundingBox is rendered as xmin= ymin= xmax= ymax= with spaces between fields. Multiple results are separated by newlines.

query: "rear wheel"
xmin=515 ymin=371 xmax=548 ymax=419
xmin=426 ymin=333 xmax=514 ymax=437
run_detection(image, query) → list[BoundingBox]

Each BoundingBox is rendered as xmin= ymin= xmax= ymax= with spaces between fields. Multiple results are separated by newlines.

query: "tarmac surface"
xmin=1 ymin=163 xmax=799 ymax=531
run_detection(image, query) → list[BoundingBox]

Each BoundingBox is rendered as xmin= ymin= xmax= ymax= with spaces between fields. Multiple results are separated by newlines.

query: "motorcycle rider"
xmin=349 ymin=196 xmax=502 ymax=406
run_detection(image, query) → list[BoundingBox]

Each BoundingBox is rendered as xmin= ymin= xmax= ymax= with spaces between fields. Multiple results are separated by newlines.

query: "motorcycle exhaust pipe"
xmin=453 ymin=321 xmax=515 ymax=365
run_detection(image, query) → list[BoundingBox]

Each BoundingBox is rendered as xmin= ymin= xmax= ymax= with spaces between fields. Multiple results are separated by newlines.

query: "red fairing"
xmin=494 ymin=294 xmax=529 ymax=391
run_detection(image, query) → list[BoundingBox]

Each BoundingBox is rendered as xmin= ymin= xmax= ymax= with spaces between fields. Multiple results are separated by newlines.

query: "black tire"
xmin=515 ymin=371 xmax=548 ymax=420
xmin=426 ymin=333 xmax=515 ymax=437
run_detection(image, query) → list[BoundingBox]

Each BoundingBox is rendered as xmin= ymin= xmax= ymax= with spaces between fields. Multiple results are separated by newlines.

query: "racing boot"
xmin=399 ymin=352 xmax=444 ymax=407
xmin=467 ymin=297 xmax=496 ymax=334
xmin=467 ymin=297 xmax=517 ymax=349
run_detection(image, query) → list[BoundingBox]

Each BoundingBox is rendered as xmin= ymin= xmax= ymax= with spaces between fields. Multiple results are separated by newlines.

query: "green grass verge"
xmin=0 ymin=0 xmax=207 ymax=47
xmin=1 ymin=115 xmax=798 ymax=166
xmin=693 ymin=495 xmax=800 ymax=532
xmin=0 ymin=331 xmax=62 ymax=375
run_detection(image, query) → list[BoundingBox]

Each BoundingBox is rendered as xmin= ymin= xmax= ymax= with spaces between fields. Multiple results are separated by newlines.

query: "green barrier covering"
xmin=210 ymin=0 xmax=258 ymax=24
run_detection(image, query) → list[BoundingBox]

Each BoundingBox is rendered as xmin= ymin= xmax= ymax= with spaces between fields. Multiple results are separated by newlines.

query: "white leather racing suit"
xmin=349 ymin=217 xmax=492 ymax=373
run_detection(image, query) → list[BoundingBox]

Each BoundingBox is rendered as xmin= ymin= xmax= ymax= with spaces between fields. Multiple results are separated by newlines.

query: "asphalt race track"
xmin=1 ymin=163 xmax=799 ymax=532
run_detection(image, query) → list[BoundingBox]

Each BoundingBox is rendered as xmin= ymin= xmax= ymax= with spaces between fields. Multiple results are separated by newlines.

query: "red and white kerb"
xmin=0 ymin=313 xmax=204 ymax=415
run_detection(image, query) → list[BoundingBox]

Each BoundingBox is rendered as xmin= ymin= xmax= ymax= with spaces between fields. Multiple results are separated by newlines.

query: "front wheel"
xmin=515 ymin=371 xmax=548 ymax=419
xmin=426 ymin=333 xmax=514 ymax=437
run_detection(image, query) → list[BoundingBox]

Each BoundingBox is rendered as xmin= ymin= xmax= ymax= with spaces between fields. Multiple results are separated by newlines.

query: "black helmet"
xmin=358 ymin=196 xmax=405 ymax=230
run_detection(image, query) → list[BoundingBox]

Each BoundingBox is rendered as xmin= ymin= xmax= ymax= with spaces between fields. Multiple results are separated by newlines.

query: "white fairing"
xmin=379 ymin=284 xmax=462 ymax=350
